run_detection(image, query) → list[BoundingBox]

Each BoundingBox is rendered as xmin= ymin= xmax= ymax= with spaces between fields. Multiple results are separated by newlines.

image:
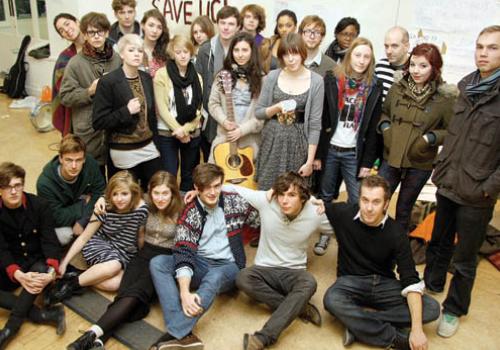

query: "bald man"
xmin=375 ymin=26 xmax=410 ymax=100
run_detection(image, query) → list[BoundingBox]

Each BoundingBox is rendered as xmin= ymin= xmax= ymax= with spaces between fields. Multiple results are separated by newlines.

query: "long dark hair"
xmin=222 ymin=32 xmax=262 ymax=98
xmin=141 ymin=9 xmax=169 ymax=63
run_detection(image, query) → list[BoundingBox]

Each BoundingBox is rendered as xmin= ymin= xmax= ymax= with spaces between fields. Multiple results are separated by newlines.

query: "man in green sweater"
xmin=36 ymin=134 xmax=105 ymax=246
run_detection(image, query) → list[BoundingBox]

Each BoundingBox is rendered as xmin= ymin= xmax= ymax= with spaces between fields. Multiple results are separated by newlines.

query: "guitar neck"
xmin=224 ymin=92 xmax=237 ymax=155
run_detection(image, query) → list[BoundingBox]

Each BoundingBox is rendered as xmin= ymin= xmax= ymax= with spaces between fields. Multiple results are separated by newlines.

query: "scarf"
xmin=166 ymin=59 xmax=202 ymax=125
xmin=52 ymin=43 xmax=77 ymax=136
xmin=82 ymin=40 xmax=114 ymax=61
xmin=231 ymin=63 xmax=250 ymax=84
xmin=465 ymin=68 xmax=500 ymax=99
xmin=407 ymin=76 xmax=433 ymax=104
xmin=326 ymin=40 xmax=348 ymax=63
xmin=337 ymin=75 xmax=369 ymax=131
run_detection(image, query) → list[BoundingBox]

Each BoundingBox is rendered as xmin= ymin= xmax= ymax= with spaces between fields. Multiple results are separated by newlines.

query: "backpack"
xmin=2 ymin=35 xmax=31 ymax=98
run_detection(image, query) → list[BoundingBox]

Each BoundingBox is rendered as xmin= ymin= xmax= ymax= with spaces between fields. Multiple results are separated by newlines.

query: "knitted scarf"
xmin=166 ymin=59 xmax=202 ymax=125
xmin=52 ymin=44 xmax=77 ymax=136
xmin=82 ymin=40 xmax=114 ymax=61
xmin=465 ymin=68 xmax=500 ymax=99
xmin=337 ymin=74 xmax=369 ymax=131
xmin=407 ymin=76 xmax=433 ymax=104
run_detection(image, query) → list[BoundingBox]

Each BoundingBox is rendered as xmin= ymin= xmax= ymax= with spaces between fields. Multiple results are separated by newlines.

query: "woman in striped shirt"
xmin=49 ymin=171 xmax=147 ymax=303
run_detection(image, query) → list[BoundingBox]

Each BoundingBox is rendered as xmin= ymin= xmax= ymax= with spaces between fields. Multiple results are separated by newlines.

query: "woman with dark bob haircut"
xmin=378 ymin=43 xmax=457 ymax=233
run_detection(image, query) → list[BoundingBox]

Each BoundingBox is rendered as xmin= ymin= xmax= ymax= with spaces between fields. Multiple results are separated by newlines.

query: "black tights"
xmin=96 ymin=296 xmax=139 ymax=342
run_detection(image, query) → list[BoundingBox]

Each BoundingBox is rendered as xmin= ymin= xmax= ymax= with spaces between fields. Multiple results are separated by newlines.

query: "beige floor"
xmin=1 ymin=94 xmax=499 ymax=349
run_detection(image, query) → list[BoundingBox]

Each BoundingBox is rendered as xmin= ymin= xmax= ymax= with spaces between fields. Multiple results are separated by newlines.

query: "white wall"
xmin=1 ymin=0 xmax=499 ymax=97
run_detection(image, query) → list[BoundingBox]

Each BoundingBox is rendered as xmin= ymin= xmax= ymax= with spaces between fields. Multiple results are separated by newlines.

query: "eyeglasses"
xmin=86 ymin=30 xmax=106 ymax=37
xmin=303 ymin=29 xmax=322 ymax=38
xmin=1 ymin=183 xmax=23 ymax=192
xmin=339 ymin=32 xmax=357 ymax=39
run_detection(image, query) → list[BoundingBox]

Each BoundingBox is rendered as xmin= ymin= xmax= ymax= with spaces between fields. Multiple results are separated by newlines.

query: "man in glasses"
xmin=299 ymin=15 xmax=336 ymax=78
xmin=0 ymin=162 xmax=65 ymax=348
xmin=60 ymin=12 xmax=122 ymax=173
xmin=37 ymin=134 xmax=105 ymax=246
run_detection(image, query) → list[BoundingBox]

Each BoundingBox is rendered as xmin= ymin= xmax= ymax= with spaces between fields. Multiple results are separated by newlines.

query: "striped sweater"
xmin=375 ymin=58 xmax=405 ymax=101
xmin=174 ymin=191 xmax=260 ymax=271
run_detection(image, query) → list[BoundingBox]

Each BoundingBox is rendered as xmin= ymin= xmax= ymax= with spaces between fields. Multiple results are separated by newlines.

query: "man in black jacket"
xmin=0 ymin=162 xmax=65 ymax=348
xmin=323 ymin=175 xmax=439 ymax=350
xmin=424 ymin=25 xmax=500 ymax=338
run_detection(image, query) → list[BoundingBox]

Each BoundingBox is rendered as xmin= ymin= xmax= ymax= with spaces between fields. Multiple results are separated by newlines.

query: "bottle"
xmin=370 ymin=159 xmax=381 ymax=175
xmin=40 ymin=85 xmax=51 ymax=103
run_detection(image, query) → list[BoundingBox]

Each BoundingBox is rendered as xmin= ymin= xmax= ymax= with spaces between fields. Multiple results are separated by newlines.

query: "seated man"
xmin=0 ymin=162 xmax=65 ymax=348
xmin=37 ymin=134 xmax=105 ymax=246
xmin=232 ymin=172 xmax=333 ymax=350
xmin=323 ymin=175 xmax=440 ymax=350
xmin=149 ymin=163 xmax=259 ymax=350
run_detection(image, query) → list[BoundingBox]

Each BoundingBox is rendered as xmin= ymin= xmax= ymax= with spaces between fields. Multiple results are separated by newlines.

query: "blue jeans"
xmin=424 ymin=193 xmax=493 ymax=316
xmin=323 ymin=275 xmax=440 ymax=348
xmin=320 ymin=148 xmax=359 ymax=204
xmin=157 ymin=135 xmax=201 ymax=192
xmin=378 ymin=162 xmax=432 ymax=233
xmin=149 ymin=254 xmax=239 ymax=339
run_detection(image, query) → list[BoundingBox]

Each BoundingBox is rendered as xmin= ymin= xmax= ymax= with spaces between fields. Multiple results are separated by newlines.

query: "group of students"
xmin=0 ymin=0 xmax=499 ymax=349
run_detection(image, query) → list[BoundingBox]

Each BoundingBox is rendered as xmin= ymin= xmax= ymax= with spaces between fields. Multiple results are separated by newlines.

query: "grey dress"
xmin=256 ymin=86 xmax=309 ymax=190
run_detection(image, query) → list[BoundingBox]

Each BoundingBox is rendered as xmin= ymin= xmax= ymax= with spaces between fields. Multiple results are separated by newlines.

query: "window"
xmin=0 ymin=0 xmax=48 ymax=39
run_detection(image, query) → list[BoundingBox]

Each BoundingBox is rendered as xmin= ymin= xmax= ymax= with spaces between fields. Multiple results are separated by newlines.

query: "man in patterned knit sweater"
xmin=149 ymin=163 xmax=259 ymax=350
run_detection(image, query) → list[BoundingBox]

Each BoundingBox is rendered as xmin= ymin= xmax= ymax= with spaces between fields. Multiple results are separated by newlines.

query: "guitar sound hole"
xmin=227 ymin=155 xmax=242 ymax=168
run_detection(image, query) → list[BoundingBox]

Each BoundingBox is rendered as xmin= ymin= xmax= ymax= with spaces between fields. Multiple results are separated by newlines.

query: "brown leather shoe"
xmin=243 ymin=333 xmax=265 ymax=350
xmin=299 ymin=303 xmax=322 ymax=326
xmin=157 ymin=333 xmax=203 ymax=350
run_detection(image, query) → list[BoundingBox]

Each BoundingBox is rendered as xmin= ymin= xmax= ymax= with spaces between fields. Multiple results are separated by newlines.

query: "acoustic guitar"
xmin=213 ymin=70 xmax=257 ymax=189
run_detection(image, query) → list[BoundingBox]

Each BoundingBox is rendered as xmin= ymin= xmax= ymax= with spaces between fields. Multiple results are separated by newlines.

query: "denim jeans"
xmin=378 ymin=162 xmax=432 ymax=233
xmin=149 ymin=254 xmax=239 ymax=339
xmin=424 ymin=193 xmax=493 ymax=317
xmin=320 ymin=148 xmax=359 ymax=204
xmin=236 ymin=266 xmax=317 ymax=345
xmin=157 ymin=135 xmax=201 ymax=192
xmin=323 ymin=275 xmax=440 ymax=348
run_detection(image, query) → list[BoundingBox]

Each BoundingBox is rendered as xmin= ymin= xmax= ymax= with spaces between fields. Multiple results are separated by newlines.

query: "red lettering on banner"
xmin=153 ymin=0 xmax=229 ymax=25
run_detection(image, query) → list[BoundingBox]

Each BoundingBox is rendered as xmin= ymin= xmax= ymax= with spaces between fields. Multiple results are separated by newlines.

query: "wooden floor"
xmin=1 ymin=94 xmax=499 ymax=349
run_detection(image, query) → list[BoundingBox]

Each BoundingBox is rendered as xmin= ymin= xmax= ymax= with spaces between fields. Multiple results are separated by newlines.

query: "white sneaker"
xmin=437 ymin=313 xmax=459 ymax=338
xmin=314 ymin=234 xmax=330 ymax=256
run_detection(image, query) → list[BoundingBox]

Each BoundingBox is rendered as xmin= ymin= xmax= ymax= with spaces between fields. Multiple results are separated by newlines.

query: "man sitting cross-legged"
xmin=323 ymin=175 xmax=440 ymax=350
xmin=148 ymin=163 xmax=259 ymax=350
xmin=190 ymin=172 xmax=333 ymax=350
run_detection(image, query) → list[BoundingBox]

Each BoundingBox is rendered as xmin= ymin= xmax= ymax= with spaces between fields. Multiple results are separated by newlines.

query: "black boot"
xmin=0 ymin=328 xmax=16 ymax=350
xmin=67 ymin=331 xmax=99 ymax=350
xmin=46 ymin=274 xmax=82 ymax=306
xmin=40 ymin=305 xmax=66 ymax=335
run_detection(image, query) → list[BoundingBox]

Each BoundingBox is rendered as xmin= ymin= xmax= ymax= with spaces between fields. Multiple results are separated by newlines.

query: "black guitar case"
xmin=2 ymin=35 xmax=31 ymax=98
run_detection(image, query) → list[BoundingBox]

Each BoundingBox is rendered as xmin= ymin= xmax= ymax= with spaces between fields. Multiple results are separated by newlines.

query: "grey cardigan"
xmin=255 ymin=68 xmax=324 ymax=144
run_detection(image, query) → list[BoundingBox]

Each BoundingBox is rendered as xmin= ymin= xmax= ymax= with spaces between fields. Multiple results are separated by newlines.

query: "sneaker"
xmin=156 ymin=333 xmax=203 ymax=350
xmin=149 ymin=332 xmax=175 ymax=350
xmin=437 ymin=313 xmax=459 ymax=338
xmin=314 ymin=234 xmax=330 ymax=255
xmin=243 ymin=333 xmax=264 ymax=350
xmin=299 ymin=303 xmax=322 ymax=326
xmin=343 ymin=328 xmax=355 ymax=347
xmin=67 ymin=331 xmax=97 ymax=350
